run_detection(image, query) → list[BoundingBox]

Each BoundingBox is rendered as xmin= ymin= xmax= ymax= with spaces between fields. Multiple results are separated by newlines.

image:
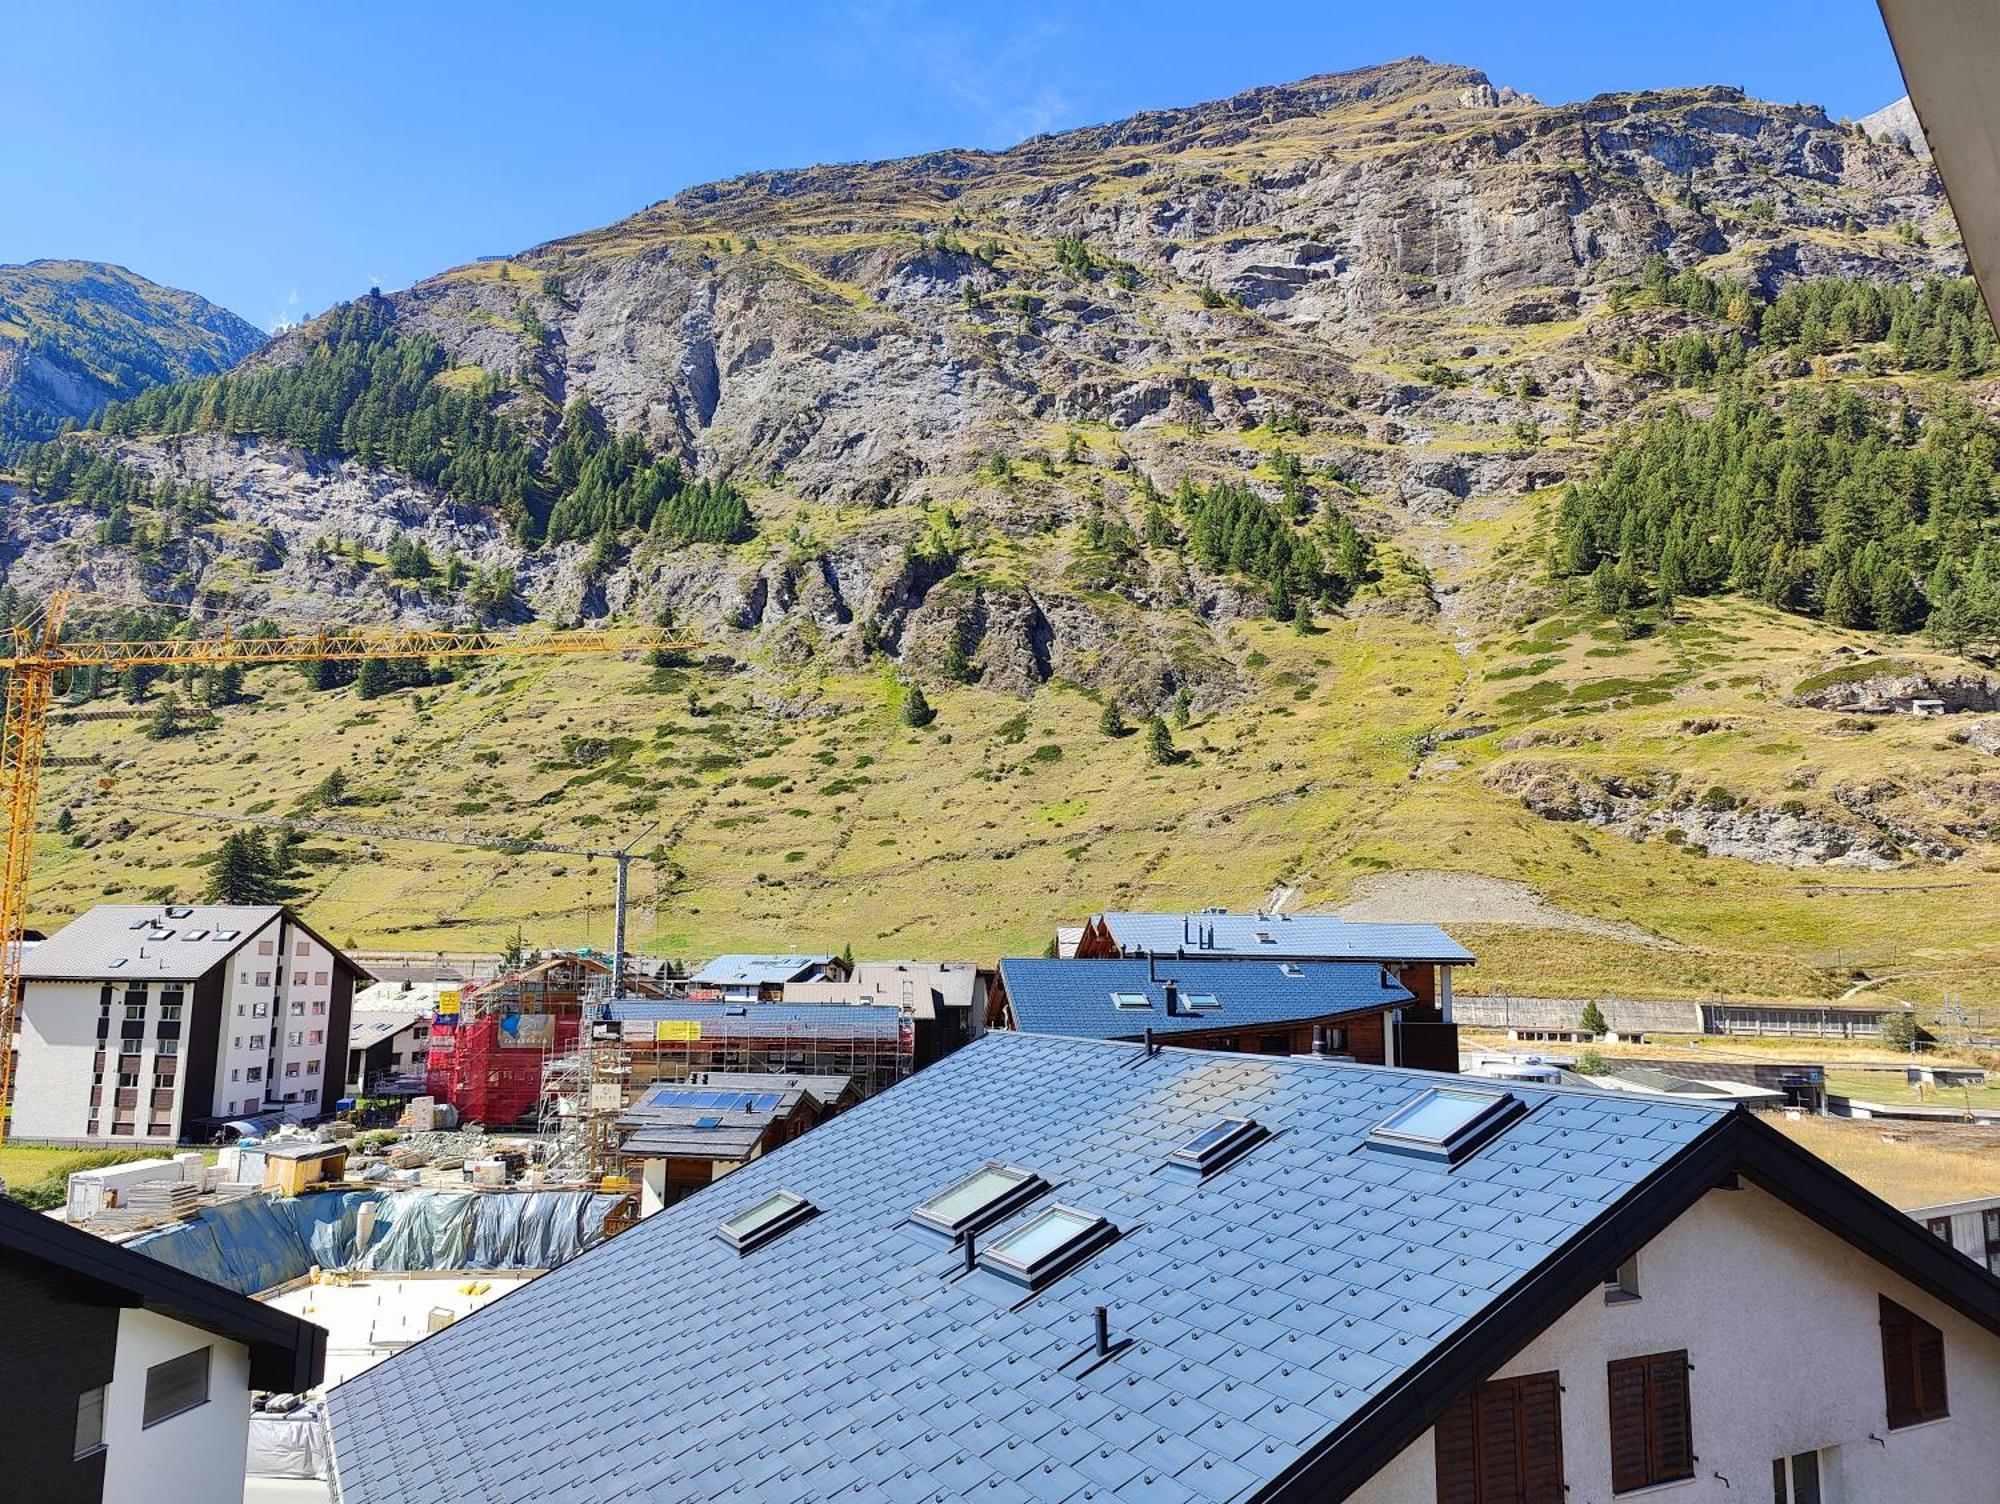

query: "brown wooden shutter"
xmin=1881 ymin=1295 xmax=1919 ymax=1428
xmin=1476 ymin=1383 xmax=1524 ymax=1504
xmin=1646 ymin=1352 xmax=1693 ymax=1483
xmin=1434 ymin=1392 xmax=1480 ymax=1504
xmin=1518 ymin=1372 xmax=1564 ymax=1504
xmin=1914 ymin=1321 xmax=1949 ymax=1421
xmin=1607 ymin=1357 xmax=1652 ymax=1493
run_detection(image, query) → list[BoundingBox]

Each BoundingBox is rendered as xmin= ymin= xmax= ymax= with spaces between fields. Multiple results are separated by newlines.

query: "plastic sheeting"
xmin=247 ymin=1402 xmax=329 ymax=1479
xmin=126 ymin=1188 xmax=618 ymax=1295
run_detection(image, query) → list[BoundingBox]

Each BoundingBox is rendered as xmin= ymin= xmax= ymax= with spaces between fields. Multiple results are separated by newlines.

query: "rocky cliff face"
xmin=0 ymin=260 xmax=265 ymax=446
xmin=6 ymin=62 xmax=1961 ymax=673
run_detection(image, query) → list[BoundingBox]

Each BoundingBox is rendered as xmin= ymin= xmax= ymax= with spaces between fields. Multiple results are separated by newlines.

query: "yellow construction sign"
xmin=654 ymin=1020 xmax=702 ymax=1042
xmin=437 ymin=989 xmax=461 ymax=1016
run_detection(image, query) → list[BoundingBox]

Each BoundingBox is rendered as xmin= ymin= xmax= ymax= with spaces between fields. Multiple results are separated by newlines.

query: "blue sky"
xmin=0 ymin=1 xmax=1911 ymax=330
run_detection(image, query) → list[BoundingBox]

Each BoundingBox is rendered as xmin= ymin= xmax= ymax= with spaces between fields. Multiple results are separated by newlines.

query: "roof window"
xmin=717 ymin=1189 xmax=816 ymax=1252
xmin=1183 ymin=991 xmax=1221 ymax=1012
xmin=1279 ymin=963 xmax=1304 ymax=978
xmin=1168 ymin=1117 xmax=1269 ymax=1178
xmin=1110 ymin=991 xmax=1151 ymax=1011
xmin=128 ymin=919 xmax=150 ymax=931
xmin=1368 ymin=1086 xmax=1526 ymax=1165
xmin=107 ymin=957 xmax=128 ymax=969
xmin=181 ymin=930 xmax=208 ymax=941
xmin=911 ymin=1164 xmax=1047 ymax=1239
xmin=979 ymin=1205 xmax=1117 ymax=1289
xmin=212 ymin=928 xmax=240 ymax=942
xmin=165 ymin=906 xmax=193 ymax=919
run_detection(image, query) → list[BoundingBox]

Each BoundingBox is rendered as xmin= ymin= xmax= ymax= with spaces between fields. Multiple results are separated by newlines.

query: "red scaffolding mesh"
xmin=422 ymin=954 xmax=662 ymax=1126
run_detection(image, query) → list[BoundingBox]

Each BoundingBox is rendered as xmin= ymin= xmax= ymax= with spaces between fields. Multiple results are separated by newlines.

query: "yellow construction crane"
xmin=0 ymin=589 xmax=692 ymax=1143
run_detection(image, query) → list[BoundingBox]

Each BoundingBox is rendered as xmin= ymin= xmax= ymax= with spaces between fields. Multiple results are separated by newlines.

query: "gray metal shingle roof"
xmin=327 ymin=1032 xmax=1729 ymax=1503
xmin=1097 ymin=911 xmax=1476 ymax=966
xmin=998 ymin=958 xmax=1411 ymax=1040
xmin=691 ymin=954 xmax=837 ymax=986
xmin=21 ymin=903 xmax=283 ymax=981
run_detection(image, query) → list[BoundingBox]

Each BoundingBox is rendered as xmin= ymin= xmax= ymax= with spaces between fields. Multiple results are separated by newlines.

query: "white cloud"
xmin=838 ymin=3 xmax=1076 ymax=147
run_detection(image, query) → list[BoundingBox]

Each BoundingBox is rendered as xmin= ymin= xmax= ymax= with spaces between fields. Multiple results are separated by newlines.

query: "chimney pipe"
xmin=964 ymin=1231 xmax=978 ymax=1273
xmin=1094 ymin=1306 xmax=1111 ymax=1357
xmin=1143 ymin=1026 xmax=1156 ymax=1057
xmin=1312 ymin=1024 xmax=1327 ymax=1056
xmin=1163 ymin=980 xmax=1179 ymax=1015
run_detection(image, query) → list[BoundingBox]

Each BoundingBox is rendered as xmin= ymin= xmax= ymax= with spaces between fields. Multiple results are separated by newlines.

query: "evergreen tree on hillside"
xmin=206 ymin=830 xmax=280 ymax=905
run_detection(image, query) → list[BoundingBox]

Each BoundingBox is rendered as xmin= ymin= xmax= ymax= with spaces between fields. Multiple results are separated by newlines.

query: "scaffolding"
xmin=610 ymin=1005 xmax=915 ymax=1099
xmin=538 ymin=977 xmax=633 ymax=1179
xmin=422 ymin=953 xmax=662 ymax=1126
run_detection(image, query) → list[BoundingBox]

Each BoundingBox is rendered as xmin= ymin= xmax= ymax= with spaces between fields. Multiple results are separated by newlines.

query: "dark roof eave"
xmin=0 ymin=1200 xmax=325 ymax=1390
xmin=1252 ymin=1108 xmax=2000 ymax=1503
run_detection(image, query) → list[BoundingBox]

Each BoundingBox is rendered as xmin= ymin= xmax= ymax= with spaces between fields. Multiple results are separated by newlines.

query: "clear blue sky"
xmin=0 ymin=1 xmax=1911 ymax=331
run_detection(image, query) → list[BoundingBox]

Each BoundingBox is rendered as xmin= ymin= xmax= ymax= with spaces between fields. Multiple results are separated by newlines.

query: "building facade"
xmin=14 ymin=904 xmax=365 ymax=1144
xmin=0 ymin=1195 xmax=323 ymax=1504
xmin=1071 ymin=908 xmax=1473 ymax=1070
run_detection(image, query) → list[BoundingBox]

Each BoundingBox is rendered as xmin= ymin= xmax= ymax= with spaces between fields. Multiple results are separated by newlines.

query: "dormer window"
xmin=717 ymin=1190 xmax=816 ymax=1252
xmin=978 ymin=1205 xmax=1117 ymax=1289
xmin=911 ymin=1164 xmax=1047 ymax=1240
xmin=1168 ymin=1117 xmax=1268 ymax=1178
xmin=1368 ymin=1087 xmax=1527 ymax=1165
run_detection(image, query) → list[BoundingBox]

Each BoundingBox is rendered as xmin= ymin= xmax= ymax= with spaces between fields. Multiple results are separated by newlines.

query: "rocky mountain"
xmin=1859 ymin=96 xmax=1931 ymax=158
xmin=0 ymin=259 xmax=265 ymax=449
xmin=8 ymin=60 xmax=2000 ymax=1002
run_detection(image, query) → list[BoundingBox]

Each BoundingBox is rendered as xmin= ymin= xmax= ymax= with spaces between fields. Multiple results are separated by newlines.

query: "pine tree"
xmin=355 ymin=657 xmax=391 ymax=700
xmin=1580 ymin=1000 xmax=1608 ymax=1036
xmin=1171 ymin=688 xmax=1192 ymax=729
xmin=1871 ymin=569 xmax=1925 ymax=634
xmin=1145 ymin=715 xmax=1176 ymax=765
xmin=1824 ymin=566 xmax=1870 ymax=630
xmin=1099 ymin=701 xmax=1128 ymax=738
xmin=206 ymin=831 xmax=279 ymax=904
xmin=900 ymin=682 xmax=934 ymax=728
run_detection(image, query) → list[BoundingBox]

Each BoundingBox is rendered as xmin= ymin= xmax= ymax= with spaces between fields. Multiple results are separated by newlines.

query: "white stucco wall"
xmin=100 ymin=1307 xmax=252 ymax=1504
xmin=14 ymin=979 xmax=101 ymax=1139
xmin=1351 ymin=1182 xmax=2000 ymax=1503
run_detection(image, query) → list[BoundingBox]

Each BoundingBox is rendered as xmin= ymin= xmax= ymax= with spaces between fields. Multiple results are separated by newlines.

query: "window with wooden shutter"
xmin=1607 ymin=1350 xmax=1693 ymax=1493
xmin=1881 ymin=1295 xmax=1949 ymax=1427
xmin=1434 ymin=1371 xmax=1564 ymax=1504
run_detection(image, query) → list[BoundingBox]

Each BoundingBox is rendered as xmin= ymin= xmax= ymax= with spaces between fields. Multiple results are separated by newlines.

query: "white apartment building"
xmin=13 ymin=903 xmax=366 ymax=1145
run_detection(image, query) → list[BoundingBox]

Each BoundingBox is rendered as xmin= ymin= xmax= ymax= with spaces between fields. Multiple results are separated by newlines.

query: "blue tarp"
xmin=125 ymin=1188 xmax=617 ymax=1295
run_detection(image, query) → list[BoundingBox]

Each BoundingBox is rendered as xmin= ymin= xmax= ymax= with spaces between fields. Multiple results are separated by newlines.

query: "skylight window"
xmin=1183 ymin=992 xmax=1221 ymax=1012
xmin=181 ymin=930 xmax=208 ymax=941
xmin=1110 ymin=991 xmax=1151 ymax=1011
xmin=1168 ymin=1117 xmax=1269 ymax=1177
xmin=979 ymin=1205 xmax=1117 ymax=1289
xmin=716 ymin=1189 xmax=816 ymax=1252
xmin=212 ymin=929 xmax=240 ymax=942
xmin=911 ymin=1164 xmax=1047 ymax=1239
xmin=107 ymin=958 xmax=128 ymax=969
xmin=1279 ymin=964 xmax=1304 ymax=978
xmin=166 ymin=906 xmax=193 ymax=919
xmin=1367 ymin=1087 xmax=1527 ymax=1165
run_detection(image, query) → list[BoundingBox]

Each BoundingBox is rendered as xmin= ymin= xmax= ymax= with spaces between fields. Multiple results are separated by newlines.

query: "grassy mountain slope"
xmin=8 ymin=61 xmax=2000 ymax=1009
xmin=0 ymin=260 xmax=265 ymax=449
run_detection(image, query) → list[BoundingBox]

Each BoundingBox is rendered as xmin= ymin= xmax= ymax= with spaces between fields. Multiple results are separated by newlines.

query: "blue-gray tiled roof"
xmin=692 ymin=954 xmax=836 ymax=986
xmin=997 ymin=957 xmax=1412 ymax=1040
xmin=1097 ymin=911 xmax=1475 ymax=966
xmin=328 ymin=1032 xmax=1729 ymax=1504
